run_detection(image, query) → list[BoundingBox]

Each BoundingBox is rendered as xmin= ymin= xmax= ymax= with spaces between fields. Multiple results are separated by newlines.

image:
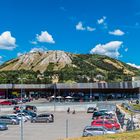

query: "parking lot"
xmin=0 ymin=111 xmax=92 ymax=140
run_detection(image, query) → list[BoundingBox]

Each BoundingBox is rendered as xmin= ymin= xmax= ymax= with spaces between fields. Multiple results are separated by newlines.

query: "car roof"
xmin=38 ymin=113 xmax=53 ymax=115
xmin=25 ymin=105 xmax=36 ymax=107
xmin=85 ymin=126 xmax=106 ymax=129
xmin=7 ymin=114 xmax=17 ymax=116
xmin=99 ymin=109 xmax=108 ymax=111
xmin=93 ymin=119 xmax=110 ymax=122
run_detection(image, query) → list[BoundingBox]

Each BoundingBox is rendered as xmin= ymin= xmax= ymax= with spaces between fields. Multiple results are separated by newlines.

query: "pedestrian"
xmin=67 ymin=107 xmax=70 ymax=114
xmin=72 ymin=110 xmax=75 ymax=114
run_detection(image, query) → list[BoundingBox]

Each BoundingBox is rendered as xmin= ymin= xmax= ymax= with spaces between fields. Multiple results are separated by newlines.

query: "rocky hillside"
xmin=0 ymin=50 xmax=140 ymax=83
xmin=0 ymin=51 xmax=72 ymax=73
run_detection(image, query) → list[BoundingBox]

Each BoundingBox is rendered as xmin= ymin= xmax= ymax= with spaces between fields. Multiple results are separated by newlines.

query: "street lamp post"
xmin=53 ymin=83 xmax=56 ymax=112
xmin=18 ymin=77 xmax=26 ymax=140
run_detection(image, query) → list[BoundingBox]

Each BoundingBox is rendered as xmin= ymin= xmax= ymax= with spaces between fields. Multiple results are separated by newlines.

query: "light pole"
xmin=53 ymin=83 xmax=56 ymax=112
xmin=18 ymin=77 xmax=26 ymax=140
xmin=66 ymin=119 xmax=68 ymax=138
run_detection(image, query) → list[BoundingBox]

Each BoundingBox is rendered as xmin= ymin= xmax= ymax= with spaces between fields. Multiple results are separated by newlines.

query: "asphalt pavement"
xmin=0 ymin=112 xmax=92 ymax=140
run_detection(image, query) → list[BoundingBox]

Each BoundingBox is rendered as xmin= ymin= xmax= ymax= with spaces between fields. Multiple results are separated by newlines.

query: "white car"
xmin=8 ymin=114 xmax=27 ymax=122
xmin=17 ymin=113 xmax=28 ymax=122
xmin=83 ymin=126 xmax=116 ymax=137
xmin=99 ymin=109 xmax=115 ymax=115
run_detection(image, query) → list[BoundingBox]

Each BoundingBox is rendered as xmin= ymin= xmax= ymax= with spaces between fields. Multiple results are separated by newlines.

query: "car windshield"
xmin=108 ymin=120 xmax=116 ymax=123
xmin=9 ymin=115 xmax=17 ymax=119
xmin=99 ymin=109 xmax=108 ymax=112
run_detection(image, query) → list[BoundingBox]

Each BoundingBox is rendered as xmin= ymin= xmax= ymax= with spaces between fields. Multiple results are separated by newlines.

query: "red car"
xmin=0 ymin=100 xmax=12 ymax=105
xmin=97 ymin=115 xmax=117 ymax=121
xmin=91 ymin=119 xmax=120 ymax=130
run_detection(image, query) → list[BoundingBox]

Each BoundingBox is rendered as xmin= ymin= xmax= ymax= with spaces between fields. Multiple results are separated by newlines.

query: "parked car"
xmin=0 ymin=115 xmax=19 ymax=125
xmin=91 ymin=119 xmax=120 ymax=130
xmin=8 ymin=114 xmax=27 ymax=122
xmin=97 ymin=115 xmax=114 ymax=120
xmin=25 ymin=105 xmax=37 ymax=112
xmin=92 ymin=111 xmax=109 ymax=119
xmin=17 ymin=113 xmax=29 ymax=121
xmin=0 ymin=100 xmax=12 ymax=105
xmin=0 ymin=122 xmax=8 ymax=131
xmin=10 ymin=99 xmax=18 ymax=105
xmin=87 ymin=107 xmax=97 ymax=113
xmin=83 ymin=126 xmax=116 ymax=137
xmin=98 ymin=109 xmax=115 ymax=115
xmin=13 ymin=105 xmax=20 ymax=113
xmin=22 ymin=110 xmax=37 ymax=118
xmin=31 ymin=113 xmax=54 ymax=123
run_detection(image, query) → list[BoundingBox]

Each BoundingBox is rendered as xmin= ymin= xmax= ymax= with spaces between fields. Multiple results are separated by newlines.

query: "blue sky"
xmin=0 ymin=0 xmax=140 ymax=68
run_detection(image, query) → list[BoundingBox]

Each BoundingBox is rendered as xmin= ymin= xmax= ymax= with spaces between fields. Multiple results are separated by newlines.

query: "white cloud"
xmin=76 ymin=22 xmax=96 ymax=32
xmin=109 ymin=29 xmax=125 ymax=36
xmin=30 ymin=47 xmax=47 ymax=53
xmin=90 ymin=41 xmax=123 ymax=58
xmin=36 ymin=31 xmax=55 ymax=44
xmin=87 ymin=26 xmax=96 ymax=32
xmin=127 ymin=63 xmax=140 ymax=69
xmin=97 ymin=16 xmax=106 ymax=24
xmin=30 ymin=41 xmax=38 ymax=45
xmin=0 ymin=31 xmax=16 ymax=50
xmin=76 ymin=22 xmax=86 ymax=30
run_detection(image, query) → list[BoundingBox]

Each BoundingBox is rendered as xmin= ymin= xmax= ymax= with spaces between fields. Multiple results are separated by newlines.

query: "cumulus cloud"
xmin=127 ymin=63 xmax=140 ymax=69
xmin=36 ymin=31 xmax=55 ymax=44
xmin=30 ymin=47 xmax=47 ymax=53
xmin=90 ymin=41 xmax=123 ymax=58
xmin=97 ymin=16 xmax=106 ymax=24
xmin=109 ymin=29 xmax=125 ymax=36
xmin=87 ymin=26 xmax=96 ymax=32
xmin=0 ymin=31 xmax=16 ymax=50
xmin=76 ymin=21 xmax=86 ymax=30
xmin=76 ymin=22 xmax=96 ymax=32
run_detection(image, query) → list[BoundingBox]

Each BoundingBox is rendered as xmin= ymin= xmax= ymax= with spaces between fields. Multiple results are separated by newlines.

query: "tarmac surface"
xmin=0 ymin=100 xmax=125 ymax=140
xmin=0 ymin=111 xmax=92 ymax=140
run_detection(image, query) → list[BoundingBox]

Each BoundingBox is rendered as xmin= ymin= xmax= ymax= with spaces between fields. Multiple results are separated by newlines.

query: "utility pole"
xmin=54 ymin=83 xmax=56 ymax=112
xmin=18 ymin=77 xmax=26 ymax=140
xmin=66 ymin=119 xmax=68 ymax=138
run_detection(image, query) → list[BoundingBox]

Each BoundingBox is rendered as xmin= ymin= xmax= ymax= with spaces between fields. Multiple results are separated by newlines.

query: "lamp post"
xmin=53 ymin=83 xmax=56 ymax=112
xmin=18 ymin=77 xmax=26 ymax=140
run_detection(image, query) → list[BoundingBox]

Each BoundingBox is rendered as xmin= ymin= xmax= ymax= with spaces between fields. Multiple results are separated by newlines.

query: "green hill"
xmin=0 ymin=51 xmax=140 ymax=84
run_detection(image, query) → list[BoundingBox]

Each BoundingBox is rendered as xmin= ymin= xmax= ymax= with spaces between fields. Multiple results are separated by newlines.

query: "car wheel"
xmin=112 ymin=127 xmax=116 ymax=131
xmin=46 ymin=119 xmax=50 ymax=123
xmin=31 ymin=120 xmax=36 ymax=123
xmin=12 ymin=121 xmax=16 ymax=125
xmin=86 ymin=134 xmax=92 ymax=137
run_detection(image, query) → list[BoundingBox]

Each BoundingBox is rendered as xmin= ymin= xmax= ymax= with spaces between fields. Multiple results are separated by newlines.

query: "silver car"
xmin=83 ymin=126 xmax=116 ymax=137
xmin=0 ymin=115 xmax=19 ymax=125
xmin=31 ymin=113 xmax=54 ymax=123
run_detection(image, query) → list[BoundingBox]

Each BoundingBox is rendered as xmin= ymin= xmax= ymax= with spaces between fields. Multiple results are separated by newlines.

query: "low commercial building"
xmin=0 ymin=82 xmax=140 ymax=101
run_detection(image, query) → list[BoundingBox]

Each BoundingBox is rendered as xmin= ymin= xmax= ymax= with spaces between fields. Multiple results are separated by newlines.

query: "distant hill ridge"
xmin=0 ymin=50 xmax=140 ymax=83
